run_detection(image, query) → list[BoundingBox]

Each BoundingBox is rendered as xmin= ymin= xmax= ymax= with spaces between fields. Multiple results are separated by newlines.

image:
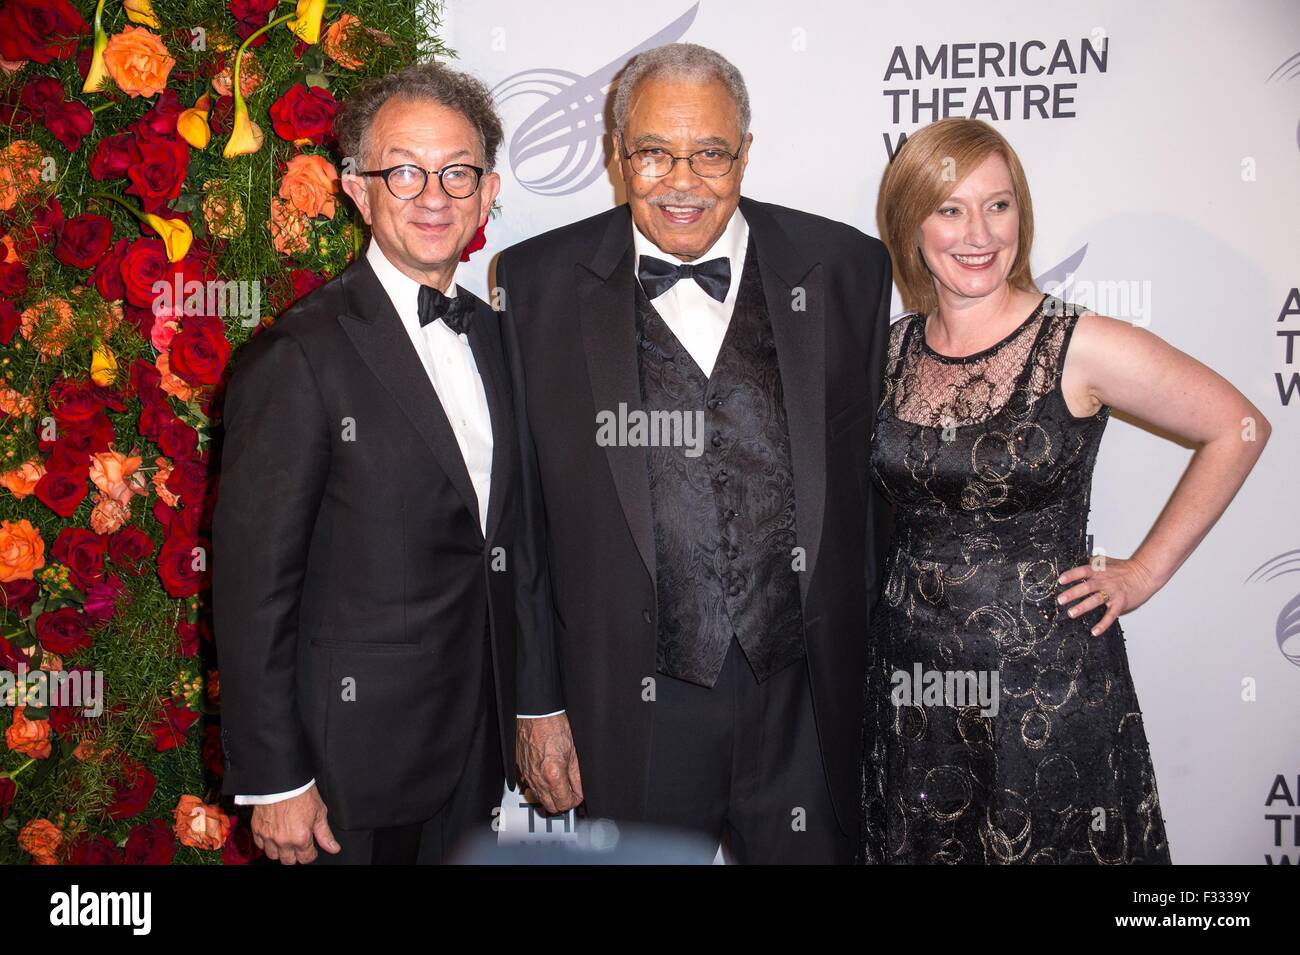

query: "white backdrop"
xmin=440 ymin=0 xmax=1300 ymax=863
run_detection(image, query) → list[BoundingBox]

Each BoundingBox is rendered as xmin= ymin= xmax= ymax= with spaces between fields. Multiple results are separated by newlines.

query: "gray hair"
xmin=612 ymin=43 xmax=750 ymax=141
xmin=334 ymin=61 xmax=504 ymax=172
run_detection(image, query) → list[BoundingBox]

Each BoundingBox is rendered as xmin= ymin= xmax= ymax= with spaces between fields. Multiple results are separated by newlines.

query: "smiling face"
xmin=615 ymin=75 xmax=751 ymax=262
xmin=341 ymin=96 xmax=500 ymax=288
xmin=917 ymin=151 xmax=1020 ymax=305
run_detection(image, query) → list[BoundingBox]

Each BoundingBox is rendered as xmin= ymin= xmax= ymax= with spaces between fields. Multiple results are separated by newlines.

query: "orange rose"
xmin=6 ymin=705 xmax=52 ymax=759
xmin=0 ymin=459 xmax=45 ymax=498
xmin=102 ymin=25 xmax=175 ymax=98
xmin=20 ymin=297 xmax=76 ymax=358
xmin=174 ymin=795 xmax=231 ymax=850
xmin=0 ymin=140 xmax=42 ymax=213
xmin=90 ymin=449 xmax=144 ymax=505
xmin=155 ymin=350 xmax=197 ymax=402
xmin=269 ymin=196 xmax=310 ymax=255
xmin=1 ymin=233 xmax=17 ymax=263
xmin=0 ymin=518 xmax=45 ymax=582
xmin=279 ymin=153 xmax=339 ymax=219
xmin=18 ymin=818 xmax=63 ymax=864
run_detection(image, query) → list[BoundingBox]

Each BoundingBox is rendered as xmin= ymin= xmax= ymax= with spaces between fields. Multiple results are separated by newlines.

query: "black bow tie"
xmin=417 ymin=283 xmax=475 ymax=335
xmin=637 ymin=255 xmax=731 ymax=303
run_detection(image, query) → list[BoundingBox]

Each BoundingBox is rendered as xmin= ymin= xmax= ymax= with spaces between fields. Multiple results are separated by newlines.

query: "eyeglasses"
xmin=357 ymin=162 xmax=485 ymax=200
xmin=622 ymin=145 xmax=740 ymax=179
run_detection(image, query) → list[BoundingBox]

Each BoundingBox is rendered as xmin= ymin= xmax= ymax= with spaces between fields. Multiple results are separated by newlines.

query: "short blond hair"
xmin=877 ymin=118 xmax=1037 ymax=316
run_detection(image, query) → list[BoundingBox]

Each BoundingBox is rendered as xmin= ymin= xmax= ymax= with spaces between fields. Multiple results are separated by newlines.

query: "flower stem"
xmin=232 ymin=12 xmax=298 ymax=102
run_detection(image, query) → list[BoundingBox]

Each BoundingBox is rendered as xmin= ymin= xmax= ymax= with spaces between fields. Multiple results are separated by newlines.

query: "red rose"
xmin=229 ymin=0 xmax=278 ymax=45
xmin=83 ymin=575 xmax=127 ymax=623
xmin=461 ymin=222 xmax=487 ymax=262
xmin=19 ymin=76 xmax=65 ymax=116
xmin=126 ymin=134 xmax=190 ymax=214
xmin=0 ymin=0 xmax=88 ymax=65
xmin=89 ymin=133 xmax=143 ymax=181
xmin=164 ymin=455 xmax=207 ymax=506
xmin=49 ymin=376 xmax=103 ymax=425
xmin=119 ymin=238 xmax=170 ymax=308
xmin=0 ymin=301 xmax=20 ymax=345
xmin=91 ymin=237 xmax=130 ymax=301
xmin=44 ymin=99 xmax=94 ymax=152
xmin=269 ymin=83 xmax=340 ymax=145
xmin=34 ymin=468 xmax=89 ymax=518
xmin=51 ymin=527 xmax=108 ymax=591
xmin=130 ymin=357 xmax=165 ymax=401
xmin=52 ymin=410 xmax=115 ymax=456
xmin=169 ymin=315 xmax=231 ymax=386
xmin=107 ymin=758 xmax=157 ymax=820
xmin=109 ymin=526 xmax=155 ymax=574
xmin=0 ymin=578 xmax=40 ymax=618
xmin=156 ymin=534 xmax=206 ymax=598
xmin=124 ymin=819 xmax=176 ymax=865
xmin=54 ymin=214 xmax=114 ymax=269
xmin=151 ymin=698 xmax=199 ymax=750
xmin=202 ymin=723 xmax=224 ymax=777
xmin=36 ymin=606 xmax=92 ymax=655
xmin=222 ymin=816 xmax=261 ymax=865
xmin=67 ymin=834 xmax=122 ymax=865
xmin=0 ymin=262 xmax=26 ymax=298
xmin=130 ymin=89 xmax=185 ymax=141
xmin=157 ymin=415 xmax=198 ymax=459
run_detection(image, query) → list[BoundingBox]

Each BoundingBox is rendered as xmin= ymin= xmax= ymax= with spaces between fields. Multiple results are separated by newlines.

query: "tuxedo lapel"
xmin=465 ymin=294 xmax=512 ymax=542
xmin=739 ymin=196 xmax=827 ymax=601
xmin=577 ymin=205 xmax=657 ymax=583
xmin=337 ymin=257 xmax=483 ymax=540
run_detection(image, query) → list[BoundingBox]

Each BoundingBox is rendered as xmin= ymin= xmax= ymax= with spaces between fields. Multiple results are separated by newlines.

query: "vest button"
xmin=711 ymin=432 xmax=723 ymax=447
xmin=642 ymin=609 xmax=653 ymax=624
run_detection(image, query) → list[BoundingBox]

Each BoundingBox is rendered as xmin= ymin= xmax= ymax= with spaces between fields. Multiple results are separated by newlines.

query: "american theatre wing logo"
xmin=491 ymin=3 xmax=700 ymax=196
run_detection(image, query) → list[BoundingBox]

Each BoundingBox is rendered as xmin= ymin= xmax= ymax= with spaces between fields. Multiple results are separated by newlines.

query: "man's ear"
xmin=478 ymin=171 xmax=501 ymax=228
xmin=341 ymin=173 xmax=371 ymax=224
xmin=739 ymin=132 xmax=753 ymax=174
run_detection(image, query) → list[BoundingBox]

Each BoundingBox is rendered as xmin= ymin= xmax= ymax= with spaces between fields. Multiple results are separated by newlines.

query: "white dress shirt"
xmin=632 ymin=206 xmax=749 ymax=377
xmin=235 ymin=240 xmax=498 ymax=805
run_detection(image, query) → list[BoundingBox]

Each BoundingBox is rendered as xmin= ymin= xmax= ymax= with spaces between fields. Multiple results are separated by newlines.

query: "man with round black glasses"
xmin=213 ymin=61 xmax=564 ymax=865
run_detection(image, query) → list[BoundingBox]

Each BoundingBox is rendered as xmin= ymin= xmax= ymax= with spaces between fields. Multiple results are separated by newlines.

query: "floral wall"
xmin=0 ymin=0 xmax=440 ymax=864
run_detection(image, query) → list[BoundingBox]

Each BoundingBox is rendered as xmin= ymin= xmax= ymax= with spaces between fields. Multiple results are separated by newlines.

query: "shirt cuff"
xmin=234 ymin=778 xmax=315 ymax=805
xmin=516 ymin=710 xmax=565 ymax=719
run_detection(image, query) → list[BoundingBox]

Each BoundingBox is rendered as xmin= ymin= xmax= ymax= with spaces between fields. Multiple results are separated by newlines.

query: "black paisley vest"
xmin=634 ymin=238 xmax=805 ymax=687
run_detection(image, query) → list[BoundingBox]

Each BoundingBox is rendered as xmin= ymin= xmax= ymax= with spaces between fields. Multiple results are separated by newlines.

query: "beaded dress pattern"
xmin=859 ymin=293 xmax=1171 ymax=864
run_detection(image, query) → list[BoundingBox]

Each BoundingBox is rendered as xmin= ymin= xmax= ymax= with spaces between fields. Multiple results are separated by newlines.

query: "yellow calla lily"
xmin=176 ymin=93 xmax=211 ymax=149
xmin=82 ymin=0 xmax=109 ymax=93
xmin=122 ymin=0 xmax=161 ymax=30
xmin=222 ymin=90 xmax=264 ymax=158
xmin=142 ymin=214 xmax=193 ymax=262
xmin=91 ymin=341 xmax=118 ymax=387
xmin=287 ymin=0 xmax=327 ymax=45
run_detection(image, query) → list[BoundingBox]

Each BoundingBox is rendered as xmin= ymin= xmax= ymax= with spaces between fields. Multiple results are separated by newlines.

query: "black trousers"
xmin=642 ymin=636 xmax=851 ymax=864
xmin=311 ymin=625 xmax=502 ymax=866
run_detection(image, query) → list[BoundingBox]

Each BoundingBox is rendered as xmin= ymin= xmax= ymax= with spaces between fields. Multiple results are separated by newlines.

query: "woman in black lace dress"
xmin=859 ymin=118 xmax=1272 ymax=864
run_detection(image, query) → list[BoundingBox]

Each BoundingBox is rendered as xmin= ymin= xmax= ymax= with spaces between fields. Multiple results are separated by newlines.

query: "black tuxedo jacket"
xmin=496 ymin=195 xmax=893 ymax=834
xmin=212 ymin=251 xmax=561 ymax=830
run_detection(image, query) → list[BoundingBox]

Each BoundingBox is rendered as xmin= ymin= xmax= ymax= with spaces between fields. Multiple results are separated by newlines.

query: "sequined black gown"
xmin=858 ymin=293 xmax=1171 ymax=864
